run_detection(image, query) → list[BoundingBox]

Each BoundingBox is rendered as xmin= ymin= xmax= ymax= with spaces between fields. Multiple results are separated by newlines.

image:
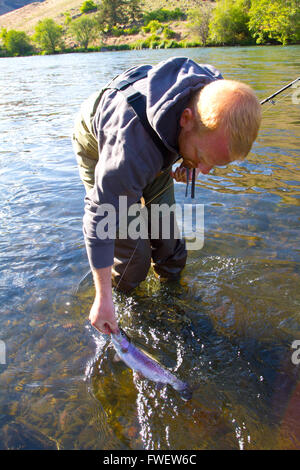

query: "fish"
xmin=111 ymin=329 xmax=192 ymax=401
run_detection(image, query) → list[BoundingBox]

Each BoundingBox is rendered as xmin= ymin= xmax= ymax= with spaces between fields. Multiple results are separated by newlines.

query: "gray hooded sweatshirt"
xmin=83 ymin=56 xmax=223 ymax=270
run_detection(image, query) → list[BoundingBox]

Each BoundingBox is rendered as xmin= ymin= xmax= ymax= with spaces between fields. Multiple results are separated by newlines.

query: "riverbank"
xmin=1 ymin=39 xmax=295 ymax=59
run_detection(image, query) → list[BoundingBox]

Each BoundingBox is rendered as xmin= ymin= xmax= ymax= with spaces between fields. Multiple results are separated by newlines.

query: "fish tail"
xmin=179 ymin=385 xmax=193 ymax=401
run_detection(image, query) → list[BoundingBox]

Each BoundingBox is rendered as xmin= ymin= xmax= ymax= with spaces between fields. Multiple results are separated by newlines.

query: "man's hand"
xmin=89 ymin=266 xmax=119 ymax=335
xmin=89 ymin=292 xmax=119 ymax=335
xmin=171 ymin=165 xmax=201 ymax=183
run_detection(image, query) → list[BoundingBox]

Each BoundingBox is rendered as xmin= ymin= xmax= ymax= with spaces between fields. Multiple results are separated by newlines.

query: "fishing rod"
xmin=184 ymin=77 xmax=300 ymax=196
xmin=260 ymin=76 xmax=300 ymax=105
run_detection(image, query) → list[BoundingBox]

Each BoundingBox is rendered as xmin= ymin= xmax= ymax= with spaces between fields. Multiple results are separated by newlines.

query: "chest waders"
xmin=73 ymin=68 xmax=189 ymax=292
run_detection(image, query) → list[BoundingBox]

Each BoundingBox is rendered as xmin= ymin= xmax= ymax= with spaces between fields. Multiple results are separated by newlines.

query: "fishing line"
xmin=261 ymin=89 xmax=297 ymax=114
xmin=73 ymin=269 xmax=93 ymax=295
xmin=261 ymin=76 xmax=300 ymax=113
xmin=260 ymin=76 xmax=300 ymax=105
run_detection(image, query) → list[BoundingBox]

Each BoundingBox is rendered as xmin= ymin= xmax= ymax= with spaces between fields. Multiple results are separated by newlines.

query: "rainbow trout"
xmin=111 ymin=329 xmax=192 ymax=401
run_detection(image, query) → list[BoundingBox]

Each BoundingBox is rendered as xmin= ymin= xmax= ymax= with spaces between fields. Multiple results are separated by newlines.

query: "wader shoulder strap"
xmin=101 ymin=68 xmax=195 ymax=197
xmin=105 ymin=68 xmax=170 ymax=159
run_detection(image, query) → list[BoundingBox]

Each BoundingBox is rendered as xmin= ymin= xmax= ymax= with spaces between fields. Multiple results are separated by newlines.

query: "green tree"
xmin=33 ymin=18 xmax=64 ymax=54
xmin=187 ymin=3 xmax=213 ymax=46
xmin=95 ymin=0 xmax=141 ymax=32
xmin=209 ymin=0 xmax=252 ymax=45
xmin=0 ymin=28 xmax=33 ymax=56
xmin=69 ymin=16 xmax=97 ymax=49
xmin=96 ymin=0 xmax=128 ymax=30
xmin=248 ymin=0 xmax=300 ymax=45
xmin=80 ymin=0 xmax=98 ymax=14
xmin=126 ymin=0 xmax=142 ymax=23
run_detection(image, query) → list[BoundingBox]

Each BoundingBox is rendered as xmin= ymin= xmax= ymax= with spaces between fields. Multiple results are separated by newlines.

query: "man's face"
xmin=178 ymin=108 xmax=236 ymax=175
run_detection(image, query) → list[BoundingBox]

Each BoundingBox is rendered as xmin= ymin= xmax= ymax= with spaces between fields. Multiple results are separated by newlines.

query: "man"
xmin=72 ymin=57 xmax=261 ymax=336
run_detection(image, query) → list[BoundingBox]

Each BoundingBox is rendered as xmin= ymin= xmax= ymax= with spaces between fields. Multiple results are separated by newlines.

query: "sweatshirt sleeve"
xmin=83 ymin=124 xmax=163 ymax=270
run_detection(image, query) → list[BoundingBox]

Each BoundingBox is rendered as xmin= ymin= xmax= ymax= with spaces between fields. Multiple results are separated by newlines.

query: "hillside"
xmin=0 ymin=0 xmax=202 ymax=36
xmin=0 ymin=0 xmax=83 ymax=33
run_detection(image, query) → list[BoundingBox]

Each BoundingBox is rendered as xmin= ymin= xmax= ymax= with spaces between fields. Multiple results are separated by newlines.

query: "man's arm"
xmin=89 ymin=266 xmax=119 ymax=335
xmin=83 ymin=139 xmax=164 ymax=335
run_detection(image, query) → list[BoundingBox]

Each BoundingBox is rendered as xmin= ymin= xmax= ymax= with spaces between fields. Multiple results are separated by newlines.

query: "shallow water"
xmin=0 ymin=46 xmax=299 ymax=450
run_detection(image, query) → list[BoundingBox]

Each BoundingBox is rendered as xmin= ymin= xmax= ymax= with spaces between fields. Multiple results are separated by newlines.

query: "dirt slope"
xmin=0 ymin=0 xmax=83 ymax=33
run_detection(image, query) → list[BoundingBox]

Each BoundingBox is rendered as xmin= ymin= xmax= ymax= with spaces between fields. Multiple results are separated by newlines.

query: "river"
xmin=0 ymin=45 xmax=299 ymax=450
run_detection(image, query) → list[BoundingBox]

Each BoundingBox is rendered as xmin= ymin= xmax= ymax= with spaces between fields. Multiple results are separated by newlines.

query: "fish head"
xmin=111 ymin=328 xmax=130 ymax=354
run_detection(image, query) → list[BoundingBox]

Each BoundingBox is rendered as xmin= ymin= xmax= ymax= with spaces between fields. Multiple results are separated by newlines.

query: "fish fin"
xmin=133 ymin=371 xmax=144 ymax=381
xmin=113 ymin=353 xmax=121 ymax=362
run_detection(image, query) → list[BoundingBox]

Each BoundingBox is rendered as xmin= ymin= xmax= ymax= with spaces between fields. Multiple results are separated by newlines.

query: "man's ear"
xmin=179 ymin=108 xmax=195 ymax=131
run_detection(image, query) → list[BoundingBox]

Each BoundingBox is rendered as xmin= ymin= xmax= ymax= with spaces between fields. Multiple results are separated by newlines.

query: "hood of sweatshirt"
xmin=146 ymin=57 xmax=223 ymax=152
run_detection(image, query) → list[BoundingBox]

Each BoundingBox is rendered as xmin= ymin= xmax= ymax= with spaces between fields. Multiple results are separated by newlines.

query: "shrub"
xmin=144 ymin=33 xmax=161 ymax=48
xmin=123 ymin=26 xmax=140 ymax=35
xmin=182 ymin=40 xmax=201 ymax=48
xmin=165 ymin=40 xmax=183 ymax=48
xmin=64 ymin=12 xmax=72 ymax=25
xmin=142 ymin=20 xmax=163 ymax=34
xmin=143 ymin=8 xmax=185 ymax=25
xmin=126 ymin=0 xmax=142 ymax=23
xmin=116 ymin=43 xmax=130 ymax=50
xmin=110 ymin=25 xmax=140 ymax=36
xmin=142 ymin=21 xmax=176 ymax=40
xmin=157 ymin=39 xmax=168 ymax=48
xmin=80 ymin=1 xmax=98 ymax=14
xmin=0 ymin=28 xmax=34 ymax=56
xmin=163 ymin=26 xmax=176 ymax=39
xmin=102 ymin=43 xmax=130 ymax=50
xmin=111 ymin=26 xmax=124 ymax=37
xmin=130 ymin=39 xmax=148 ymax=49
xmin=130 ymin=33 xmax=161 ymax=49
